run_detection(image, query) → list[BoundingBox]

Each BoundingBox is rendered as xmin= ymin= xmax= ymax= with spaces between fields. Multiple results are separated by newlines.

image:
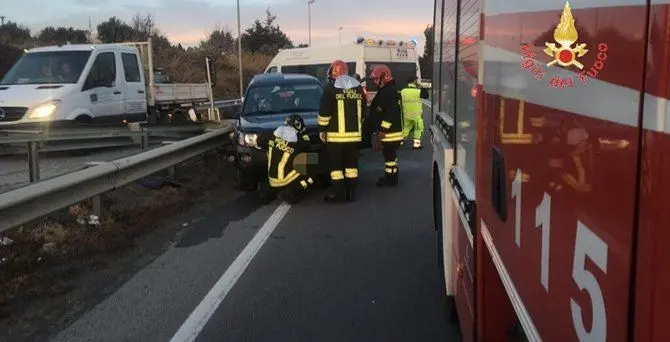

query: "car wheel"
xmin=236 ymin=167 xmax=258 ymax=191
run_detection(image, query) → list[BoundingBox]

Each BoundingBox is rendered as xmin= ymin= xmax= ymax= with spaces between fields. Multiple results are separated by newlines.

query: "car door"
xmin=121 ymin=52 xmax=147 ymax=122
xmin=81 ymin=51 xmax=122 ymax=122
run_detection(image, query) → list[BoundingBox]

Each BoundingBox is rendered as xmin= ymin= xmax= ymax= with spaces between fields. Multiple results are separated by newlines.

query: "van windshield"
xmin=242 ymin=83 xmax=324 ymax=116
xmin=365 ymin=62 xmax=417 ymax=91
xmin=0 ymin=51 xmax=92 ymax=85
xmin=281 ymin=62 xmax=356 ymax=84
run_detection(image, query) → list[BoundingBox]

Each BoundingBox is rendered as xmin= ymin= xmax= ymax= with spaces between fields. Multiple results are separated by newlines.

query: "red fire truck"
xmin=429 ymin=0 xmax=670 ymax=340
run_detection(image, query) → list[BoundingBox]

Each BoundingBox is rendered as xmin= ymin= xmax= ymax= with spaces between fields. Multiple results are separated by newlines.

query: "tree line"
xmin=0 ymin=10 xmax=305 ymax=99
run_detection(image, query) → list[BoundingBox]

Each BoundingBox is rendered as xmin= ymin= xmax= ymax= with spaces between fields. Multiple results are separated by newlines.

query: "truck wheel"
xmin=170 ymin=109 xmax=190 ymax=124
xmin=236 ymin=168 xmax=258 ymax=191
xmin=148 ymin=109 xmax=163 ymax=124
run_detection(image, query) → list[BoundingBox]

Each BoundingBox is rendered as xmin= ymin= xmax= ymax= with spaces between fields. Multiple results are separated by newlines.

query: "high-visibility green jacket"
xmin=400 ymin=83 xmax=429 ymax=119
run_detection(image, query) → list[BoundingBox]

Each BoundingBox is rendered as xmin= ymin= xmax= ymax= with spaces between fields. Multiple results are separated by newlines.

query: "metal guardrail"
xmin=1 ymin=120 xmax=235 ymax=183
xmin=0 ymin=125 xmax=233 ymax=234
xmin=0 ymin=97 xmax=242 ymax=149
xmin=209 ymin=98 xmax=244 ymax=109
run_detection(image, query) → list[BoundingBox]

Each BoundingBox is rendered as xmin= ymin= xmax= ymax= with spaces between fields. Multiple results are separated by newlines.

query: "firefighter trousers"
xmin=381 ymin=141 xmax=400 ymax=175
xmin=326 ymin=142 xmax=359 ymax=194
xmin=402 ymin=116 xmax=424 ymax=148
xmin=377 ymin=141 xmax=400 ymax=187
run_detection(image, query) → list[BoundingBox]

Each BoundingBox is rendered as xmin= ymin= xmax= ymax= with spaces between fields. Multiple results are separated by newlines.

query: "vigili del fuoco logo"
xmin=520 ymin=1 xmax=609 ymax=89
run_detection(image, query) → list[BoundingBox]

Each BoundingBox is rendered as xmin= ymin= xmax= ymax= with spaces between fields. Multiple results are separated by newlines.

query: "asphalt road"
xmin=49 ymin=104 xmax=459 ymax=342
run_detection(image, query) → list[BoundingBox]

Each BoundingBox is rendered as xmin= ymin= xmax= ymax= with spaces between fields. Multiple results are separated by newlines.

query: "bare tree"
xmin=130 ymin=13 xmax=158 ymax=41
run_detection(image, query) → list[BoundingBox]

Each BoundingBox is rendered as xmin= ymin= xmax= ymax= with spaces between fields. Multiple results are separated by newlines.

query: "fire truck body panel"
xmin=432 ymin=0 xmax=670 ymax=340
xmin=635 ymin=1 xmax=670 ymax=341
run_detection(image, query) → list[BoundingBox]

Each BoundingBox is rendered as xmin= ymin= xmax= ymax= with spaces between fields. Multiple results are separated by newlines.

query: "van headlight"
xmin=237 ymin=132 xmax=258 ymax=147
xmin=27 ymin=100 xmax=60 ymax=119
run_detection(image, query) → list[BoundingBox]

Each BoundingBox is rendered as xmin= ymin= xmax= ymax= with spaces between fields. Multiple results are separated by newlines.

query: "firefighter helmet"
xmin=370 ymin=64 xmax=393 ymax=84
xmin=328 ymin=59 xmax=348 ymax=80
xmin=285 ymin=114 xmax=306 ymax=133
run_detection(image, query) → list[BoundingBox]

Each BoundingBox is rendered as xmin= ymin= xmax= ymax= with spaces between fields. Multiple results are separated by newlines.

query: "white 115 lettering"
xmin=511 ymin=168 xmax=608 ymax=340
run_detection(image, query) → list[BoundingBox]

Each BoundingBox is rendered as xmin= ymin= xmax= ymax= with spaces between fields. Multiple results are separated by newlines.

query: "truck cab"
xmin=0 ymin=39 xmax=212 ymax=126
xmin=0 ymin=43 xmax=148 ymax=125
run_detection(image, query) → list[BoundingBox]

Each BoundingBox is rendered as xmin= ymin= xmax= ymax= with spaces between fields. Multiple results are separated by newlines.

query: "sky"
xmin=0 ymin=0 xmax=433 ymax=52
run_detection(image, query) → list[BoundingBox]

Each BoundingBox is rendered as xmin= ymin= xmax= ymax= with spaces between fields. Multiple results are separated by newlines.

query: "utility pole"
xmin=236 ymin=0 xmax=244 ymax=99
xmin=0 ymin=16 xmax=5 ymax=26
xmin=205 ymin=57 xmax=216 ymax=121
xmin=308 ymin=0 xmax=315 ymax=46
xmin=88 ymin=17 xmax=92 ymax=43
xmin=339 ymin=26 xmax=343 ymax=46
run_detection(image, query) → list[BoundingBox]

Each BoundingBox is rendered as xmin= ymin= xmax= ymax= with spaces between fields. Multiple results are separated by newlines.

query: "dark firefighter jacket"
xmin=370 ymin=80 xmax=404 ymax=142
xmin=317 ymin=75 xmax=365 ymax=143
xmin=257 ymin=131 xmax=311 ymax=187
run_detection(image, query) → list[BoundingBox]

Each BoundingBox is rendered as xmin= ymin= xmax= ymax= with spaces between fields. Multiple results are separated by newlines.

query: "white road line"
xmin=169 ymin=202 xmax=292 ymax=342
xmin=422 ymin=99 xmax=432 ymax=107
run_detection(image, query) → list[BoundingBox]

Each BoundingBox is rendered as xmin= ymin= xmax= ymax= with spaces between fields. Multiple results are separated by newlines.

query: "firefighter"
xmin=256 ymin=114 xmax=314 ymax=204
xmin=401 ymin=76 xmax=429 ymax=149
xmin=368 ymin=64 xmax=403 ymax=187
xmin=318 ymin=59 xmax=365 ymax=202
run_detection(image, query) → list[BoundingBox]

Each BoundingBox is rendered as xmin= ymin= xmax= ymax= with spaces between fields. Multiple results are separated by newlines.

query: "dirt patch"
xmin=0 ymin=147 xmax=241 ymax=342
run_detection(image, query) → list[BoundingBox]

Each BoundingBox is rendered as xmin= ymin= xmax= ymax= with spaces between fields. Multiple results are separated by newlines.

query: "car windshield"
xmin=0 ymin=51 xmax=92 ymax=85
xmin=242 ymin=83 xmax=323 ymax=116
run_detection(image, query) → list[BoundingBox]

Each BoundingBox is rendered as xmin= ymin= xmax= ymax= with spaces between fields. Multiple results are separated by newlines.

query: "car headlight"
xmin=237 ymin=132 xmax=258 ymax=147
xmin=27 ymin=100 xmax=60 ymax=119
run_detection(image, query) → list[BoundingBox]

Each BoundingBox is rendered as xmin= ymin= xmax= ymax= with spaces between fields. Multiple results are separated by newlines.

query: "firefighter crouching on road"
xmin=369 ymin=64 xmax=403 ymax=187
xmin=255 ymin=114 xmax=315 ymax=204
xmin=318 ymin=59 xmax=365 ymax=203
xmin=401 ymin=76 xmax=429 ymax=149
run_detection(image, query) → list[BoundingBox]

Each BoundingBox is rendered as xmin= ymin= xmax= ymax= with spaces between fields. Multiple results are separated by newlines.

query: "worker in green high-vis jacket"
xmin=400 ymin=76 xmax=429 ymax=149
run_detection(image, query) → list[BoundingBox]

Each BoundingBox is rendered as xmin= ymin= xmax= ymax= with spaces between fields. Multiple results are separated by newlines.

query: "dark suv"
xmin=233 ymin=73 xmax=326 ymax=190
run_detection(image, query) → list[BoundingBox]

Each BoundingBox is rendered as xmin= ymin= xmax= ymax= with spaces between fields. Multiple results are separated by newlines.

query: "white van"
xmin=264 ymin=37 xmax=421 ymax=104
xmin=0 ymin=39 xmax=210 ymax=125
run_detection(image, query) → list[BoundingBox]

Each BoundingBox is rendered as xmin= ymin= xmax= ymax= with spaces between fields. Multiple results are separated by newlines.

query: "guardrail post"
xmin=141 ymin=132 xmax=149 ymax=150
xmin=27 ymin=141 xmax=40 ymax=182
xmin=91 ymin=195 xmax=103 ymax=219
xmin=162 ymin=141 xmax=177 ymax=177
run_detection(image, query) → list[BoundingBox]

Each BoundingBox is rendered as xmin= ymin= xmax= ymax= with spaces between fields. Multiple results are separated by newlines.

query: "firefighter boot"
xmin=278 ymin=187 xmax=300 ymax=204
xmin=345 ymin=179 xmax=357 ymax=202
xmin=324 ymin=181 xmax=346 ymax=203
xmin=376 ymin=173 xmax=398 ymax=187
xmin=258 ymin=182 xmax=276 ymax=204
